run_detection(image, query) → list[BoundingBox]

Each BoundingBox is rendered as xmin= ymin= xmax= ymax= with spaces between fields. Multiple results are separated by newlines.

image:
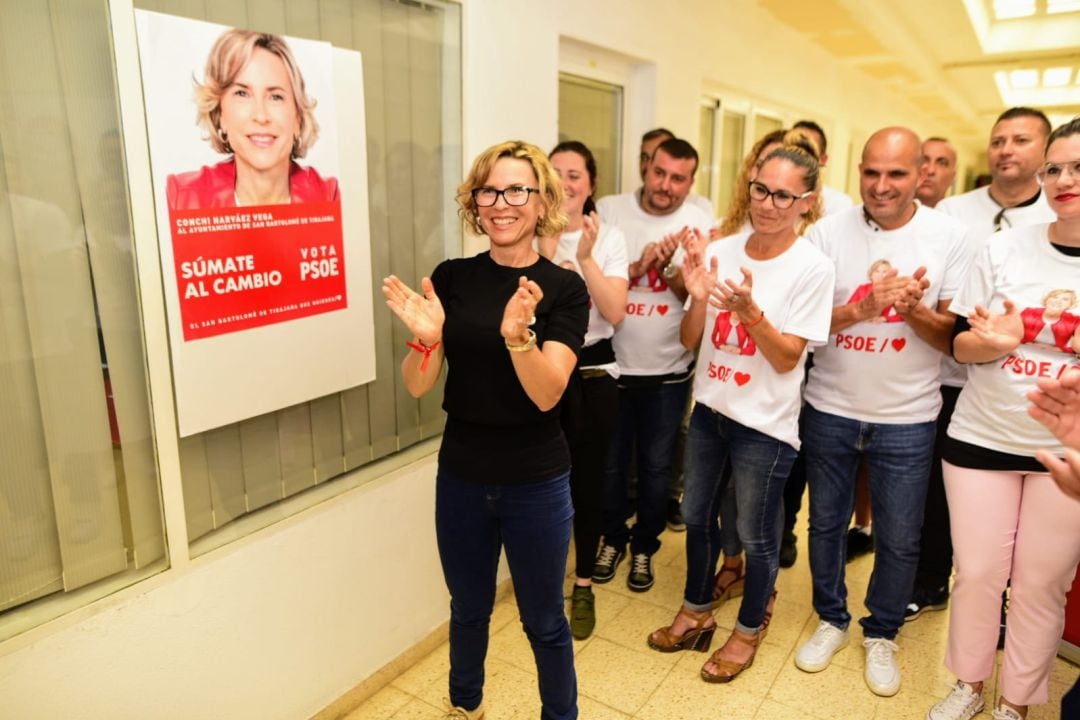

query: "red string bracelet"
xmin=745 ymin=311 xmax=766 ymax=329
xmin=405 ymin=339 xmax=441 ymax=371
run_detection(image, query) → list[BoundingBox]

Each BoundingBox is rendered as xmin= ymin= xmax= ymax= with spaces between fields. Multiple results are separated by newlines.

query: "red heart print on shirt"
xmin=656 ymin=305 xmax=669 ymax=316
xmin=891 ymin=338 xmax=906 ymax=352
xmin=734 ymin=372 xmax=751 ymax=386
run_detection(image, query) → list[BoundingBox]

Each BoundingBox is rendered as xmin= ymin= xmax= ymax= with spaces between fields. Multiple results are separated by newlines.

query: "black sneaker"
xmin=627 ymin=552 xmax=654 ymax=592
xmin=845 ymin=526 xmax=874 ymax=562
xmin=779 ymin=531 xmax=798 ymax=569
xmin=666 ymin=498 xmax=686 ymax=532
xmin=592 ymin=544 xmax=624 ymax=584
xmin=904 ymin=587 xmax=949 ymax=622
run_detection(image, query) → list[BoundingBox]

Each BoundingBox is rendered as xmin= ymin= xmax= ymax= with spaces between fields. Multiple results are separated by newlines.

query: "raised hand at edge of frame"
xmin=382 ymin=275 xmax=445 ymax=347
xmin=1029 ymin=367 xmax=1080 ymax=500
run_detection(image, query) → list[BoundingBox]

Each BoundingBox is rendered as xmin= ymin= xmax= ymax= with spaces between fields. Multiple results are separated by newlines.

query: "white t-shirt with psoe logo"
xmin=803 ymin=204 xmax=974 ymax=423
xmin=935 ymin=186 xmax=1056 ymax=388
xmin=599 ymin=192 xmax=713 ymax=376
xmin=549 ymin=223 xmax=629 ymax=363
xmin=947 ymin=224 xmax=1080 ymax=457
xmin=692 ymin=232 xmax=834 ymax=449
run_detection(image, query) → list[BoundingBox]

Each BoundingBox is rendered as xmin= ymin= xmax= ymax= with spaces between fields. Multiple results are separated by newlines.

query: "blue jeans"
xmin=435 ymin=470 xmax=577 ymax=720
xmin=801 ymin=404 xmax=935 ymax=639
xmin=681 ymin=405 xmax=797 ymax=632
xmin=603 ymin=379 xmax=690 ymax=555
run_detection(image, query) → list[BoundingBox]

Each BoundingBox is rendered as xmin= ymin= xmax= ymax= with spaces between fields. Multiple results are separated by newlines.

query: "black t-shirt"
xmin=431 ymin=252 xmax=589 ymax=484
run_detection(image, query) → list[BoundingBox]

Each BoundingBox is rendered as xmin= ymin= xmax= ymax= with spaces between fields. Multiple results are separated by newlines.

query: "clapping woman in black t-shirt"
xmin=382 ymin=140 xmax=589 ymax=720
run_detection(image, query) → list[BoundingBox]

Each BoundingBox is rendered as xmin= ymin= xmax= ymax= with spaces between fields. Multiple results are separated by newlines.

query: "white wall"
xmin=0 ymin=2 xmax=975 ymax=718
xmin=0 ymin=459 xmax=445 ymax=720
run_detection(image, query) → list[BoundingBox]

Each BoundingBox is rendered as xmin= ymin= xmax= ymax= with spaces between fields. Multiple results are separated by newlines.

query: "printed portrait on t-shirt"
xmin=630 ymin=266 xmax=668 ymax=293
xmin=1020 ymin=289 xmax=1080 ymax=354
xmin=711 ymin=311 xmax=757 ymax=356
xmin=846 ymin=259 xmax=902 ymax=323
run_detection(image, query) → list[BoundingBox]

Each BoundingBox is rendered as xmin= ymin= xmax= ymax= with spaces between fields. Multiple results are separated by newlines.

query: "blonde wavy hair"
xmin=719 ymin=129 xmax=787 ymax=237
xmin=194 ymin=29 xmax=320 ymax=159
xmin=457 ymin=141 xmax=568 ymax=238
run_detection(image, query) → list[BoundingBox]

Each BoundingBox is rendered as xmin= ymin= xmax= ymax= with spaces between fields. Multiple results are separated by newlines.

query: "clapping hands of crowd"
xmin=1028 ymin=367 xmax=1080 ymax=500
xmin=575 ymin=211 xmax=601 ymax=264
xmin=969 ymin=300 xmax=1024 ymax=354
xmin=630 ymin=226 xmax=686 ymax=280
xmin=856 ymin=265 xmax=929 ymax=320
xmin=893 ymin=267 xmax=930 ymax=316
xmin=382 ymin=274 xmax=445 ymax=346
xmin=502 ymin=276 xmax=543 ymax=346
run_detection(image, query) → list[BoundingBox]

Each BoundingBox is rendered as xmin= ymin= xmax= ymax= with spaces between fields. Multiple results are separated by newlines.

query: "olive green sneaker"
xmin=569 ymin=585 xmax=596 ymax=640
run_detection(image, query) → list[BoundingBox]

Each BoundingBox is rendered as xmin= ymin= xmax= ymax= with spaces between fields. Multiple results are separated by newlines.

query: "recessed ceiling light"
xmin=1009 ymin=68 xmax=1040 ymax=88
xmin=1047 ymin=0 xmax=1080 ymax=14
xmin=1043 ymin=67 xmax=1074 ymax=87
xmin=993 ymin=0 xmax=1036 ymax=19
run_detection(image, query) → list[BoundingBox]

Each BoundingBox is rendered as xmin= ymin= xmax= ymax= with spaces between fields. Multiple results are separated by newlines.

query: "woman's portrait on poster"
xmin=166 ymin=28 xmax=339 ymax=210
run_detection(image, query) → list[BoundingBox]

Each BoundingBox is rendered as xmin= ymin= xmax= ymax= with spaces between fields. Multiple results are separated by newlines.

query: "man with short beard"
xmin=592 ymin=138 xmax=712 ymax=594
xmin=793 ymin=127 xmax=973 ymax=698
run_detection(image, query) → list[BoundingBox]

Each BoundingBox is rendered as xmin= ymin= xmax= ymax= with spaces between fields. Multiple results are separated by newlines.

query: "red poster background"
xmin=169 ymin=200 xmax=346 ymax=340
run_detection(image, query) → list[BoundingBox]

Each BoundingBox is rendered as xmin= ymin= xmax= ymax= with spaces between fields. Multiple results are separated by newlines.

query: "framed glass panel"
xmin=557 ymin=72 xmax=623 ymax=200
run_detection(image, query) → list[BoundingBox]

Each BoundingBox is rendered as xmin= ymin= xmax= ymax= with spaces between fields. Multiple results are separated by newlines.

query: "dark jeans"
xmin=913 ymin=385 xmax=960 ymax=595
xmin=604 ymin=379 xmax=689 ymax=555
xmin=562 ymin=372 xmax=617 ymax=579
xmin=435 ymin=470 xmax=577 ymax=720
xmin=681 ymin=405 xmax=797 ymax=631
xmin=802 ymin=404 xmax=935 ymax=639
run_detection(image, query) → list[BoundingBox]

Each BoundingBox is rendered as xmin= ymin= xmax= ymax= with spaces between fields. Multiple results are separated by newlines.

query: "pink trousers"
xmin=943 ymin=461 xmax=1080 ymax=705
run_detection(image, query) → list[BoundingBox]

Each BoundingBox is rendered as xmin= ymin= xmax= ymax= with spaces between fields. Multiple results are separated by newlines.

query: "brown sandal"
xmin=712 ymin=559 xmax=746 ymax=607
xmin=700 ymin=628 xmax=760 ymax=683
xmin=648 ymin=607 xmax=716 ymax=653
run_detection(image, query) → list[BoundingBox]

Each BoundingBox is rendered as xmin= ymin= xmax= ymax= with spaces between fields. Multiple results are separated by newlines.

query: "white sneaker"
xmin=927 ymin=681 xmax=984 ymax=720
xmin=794 ymin=620 xmax=849 ymax=672
xmin=863 ymin=637 xmax=901 ymax=697
xmin=991 ymin=706 xmax=1022 ymax=720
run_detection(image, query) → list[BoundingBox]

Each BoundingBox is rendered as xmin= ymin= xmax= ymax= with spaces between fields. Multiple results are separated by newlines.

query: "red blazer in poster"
xmin=167 ymin=159 xmax=339 ymax=210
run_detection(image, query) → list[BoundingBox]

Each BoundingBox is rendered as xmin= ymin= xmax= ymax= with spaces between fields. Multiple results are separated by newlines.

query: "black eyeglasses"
xmin=748 ymin=181 xmax=812 ymax=209
xmin=471 ymin=186 xmax=539 ymax=207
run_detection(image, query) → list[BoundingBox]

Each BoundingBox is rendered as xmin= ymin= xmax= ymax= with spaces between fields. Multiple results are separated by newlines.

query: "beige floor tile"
xmin=343 ymin=685 xmax=414 ymax=720
xmin=390 ymin=641 xmax=450 ymax=698
xmin=634 ymin=663 xmax=764 ymax=720
xmin=487 ymin=617 xmax=538 ymax=674
xmin=767 ymin=660 xmax=880 ymax=720
xmin=489 ymin=595 xmax=521 ymax=635
xmin=574 ymin=636 xmax=677 ymax=714
xmin=594 ymin=595 xmax=692 ymax=662
xmin=473 ymin=657 xmax=541 ymax=718
xmin=573 ymin=695 xmax=631 ymax=720
xmin=653 ymin=529 xmax=687 ymax=568
xmin=754 ymin=698 xmax=815 ymax=719
xmin=761 ymin=598 xmax=816 ymax=653
xmin=388 ymin=697 xmax=445 ymax=720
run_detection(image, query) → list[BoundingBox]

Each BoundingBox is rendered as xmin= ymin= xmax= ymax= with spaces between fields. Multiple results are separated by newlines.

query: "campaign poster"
xmin=136 ymin=10 xmax=375 ymax=436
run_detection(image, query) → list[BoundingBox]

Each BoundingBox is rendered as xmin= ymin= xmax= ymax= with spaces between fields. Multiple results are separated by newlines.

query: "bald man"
xmin=916 ymin=137 xmax=957 ymax=208
xmin=793 ymin=128 xmax=974 ymax=698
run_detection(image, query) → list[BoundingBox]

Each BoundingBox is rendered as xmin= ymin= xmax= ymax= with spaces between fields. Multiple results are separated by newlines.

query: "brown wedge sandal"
xmin=700 ymin=628 xmax=760 ymax=683
xmin=712 ymin=559 xmax=746 ymax=607
xmin=647 ymin=607 xmax=716 ymax=653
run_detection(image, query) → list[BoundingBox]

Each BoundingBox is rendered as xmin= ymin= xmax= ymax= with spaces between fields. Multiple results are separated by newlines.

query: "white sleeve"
xmin=938 ymin=224 xmax=977 ymax=302
xmin=949 ymin=239 xmax=996 ymax=319
xmin=599 ymin=225 xmax=629 ymax=279
xmin=779 ymin=260 xmax=836 ymax=346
